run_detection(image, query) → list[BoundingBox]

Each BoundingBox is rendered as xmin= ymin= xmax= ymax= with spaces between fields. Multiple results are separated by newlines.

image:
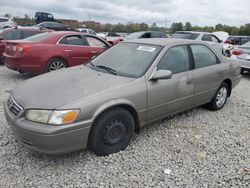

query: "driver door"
xmin=146 ymin=45 xmax=194 ymax=122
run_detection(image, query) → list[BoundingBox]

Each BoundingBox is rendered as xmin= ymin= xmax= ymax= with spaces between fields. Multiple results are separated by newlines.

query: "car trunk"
xmin=4 ymin=40 xmax=35 ymax=57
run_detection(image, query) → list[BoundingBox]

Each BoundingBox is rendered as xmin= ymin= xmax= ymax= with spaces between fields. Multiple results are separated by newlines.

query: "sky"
xmin=0 ymin=0 xmax=249 ymax=27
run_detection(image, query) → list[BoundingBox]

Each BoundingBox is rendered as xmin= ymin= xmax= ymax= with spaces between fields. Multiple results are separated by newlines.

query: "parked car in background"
xmin=75 ymin=28 xmax=106 ymax=40
xmin=0 ymin=17 xmax=16 ymax=29
xmin=231 ymin=41 xmax=250 ymax=73
xmin=0 ymin=26 xmax=50 ymax=64
xmin=228 ymin=35 xmax=250 ymax=46
xmin=124 ymin=31 xmax=168 ymax=40
xmin=4 ymin=31 xmax=111 ymax=74
xmin=172 ymin=31 xmax=234 ymax=57
xmin=35 ymin=12 xmax=55 ymax=24
xmin=4 ymin=39 xmax=241 ymax=156
xmin=36 ymin=22 xmax=71 ymax=31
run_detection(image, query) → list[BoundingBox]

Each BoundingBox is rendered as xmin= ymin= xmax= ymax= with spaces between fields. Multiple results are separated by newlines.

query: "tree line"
xmin=3 ymin=13 xmax=250 ymax=35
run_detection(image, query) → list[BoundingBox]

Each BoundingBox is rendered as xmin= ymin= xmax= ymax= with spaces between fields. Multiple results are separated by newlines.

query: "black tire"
xmin=207 ymin=82 xmax=229 ymax=111
xmin=225 ymin=51 xmax=231 ymax=57
xmin=46 ymin=58 xmax=67 ymax=72
xmin=241 ymin=69 xmax=245 ymax=74
xmin=88 ymin=108 xmax=135 ymax=156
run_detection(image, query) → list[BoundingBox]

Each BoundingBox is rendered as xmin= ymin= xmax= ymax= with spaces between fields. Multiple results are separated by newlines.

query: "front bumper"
xmin=4 ymin=100 xmax=92 ymax=155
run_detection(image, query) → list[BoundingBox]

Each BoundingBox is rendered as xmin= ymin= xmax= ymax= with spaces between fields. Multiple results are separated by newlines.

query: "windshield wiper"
xmin=96 ymin=65 xmax=118 ymax=75
xmin=87 ymin=61 xmax=96 ymax=70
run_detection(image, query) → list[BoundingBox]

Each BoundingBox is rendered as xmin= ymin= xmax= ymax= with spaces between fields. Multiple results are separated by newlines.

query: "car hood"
xmin=11 ymin=66 xmax=135 ymax=109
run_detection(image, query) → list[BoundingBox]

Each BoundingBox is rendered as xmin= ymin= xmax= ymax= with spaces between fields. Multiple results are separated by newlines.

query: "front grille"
xmin=7 ymin=96 xmax=23 ymax=116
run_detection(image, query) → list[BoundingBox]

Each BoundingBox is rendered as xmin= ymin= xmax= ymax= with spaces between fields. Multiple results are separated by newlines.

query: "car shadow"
xmin=241 ymin=72 xmax=250 ymax=80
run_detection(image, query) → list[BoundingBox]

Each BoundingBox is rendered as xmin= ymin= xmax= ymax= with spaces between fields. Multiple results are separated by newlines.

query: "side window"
xmin=202 ymin=34 xmax=212 ymax=42
xmin=141 ymin=33 xmax=151 ymax=38
xmin=151 ymin=32 xmax=161 ymax=38
xmin=59 ymin=35 xmax=85 ymax=46
xmin=157 ymin=45 xmax=190 ymax=74
xmin=191 ymin=45 xmax=218 ymax=68
xmin=85 ymin=36 xmax=107 ymax=48
xmin=0 ymin=18 xmax=8 ymax=22
xmin=211 ymin=35 xmax=220 ymax=43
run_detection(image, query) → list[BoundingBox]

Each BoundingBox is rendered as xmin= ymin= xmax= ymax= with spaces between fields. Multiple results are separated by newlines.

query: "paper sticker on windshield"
xmin=137 ymin=46 xmax=156 ymax=52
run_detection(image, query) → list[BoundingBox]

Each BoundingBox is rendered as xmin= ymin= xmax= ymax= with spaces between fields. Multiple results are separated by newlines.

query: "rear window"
xmin=172 ymin=33 xmax=199 ymax=40
xmin=2 ymin=30 xmax=21 ymax=40
xmin=23 ymin=32 xmax=52 ymax=42
xmin=22 ymin=30 xmax=41 ymax=39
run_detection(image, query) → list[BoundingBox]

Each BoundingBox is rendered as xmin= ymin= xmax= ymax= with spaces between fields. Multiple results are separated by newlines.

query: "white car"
xmin=75 ymin=28 xmax=106 ymax=40
xmin=231 ymin=41 xmax=250 ymax=73
xmin=0 ymin=17 xmax=16 ymax=29
xmin=172 ymin=31 xmax=234 ymax=57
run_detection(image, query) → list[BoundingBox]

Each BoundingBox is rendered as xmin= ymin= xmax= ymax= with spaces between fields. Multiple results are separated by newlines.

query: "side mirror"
xmin=150 ymin=70 xmax=172 ymax=81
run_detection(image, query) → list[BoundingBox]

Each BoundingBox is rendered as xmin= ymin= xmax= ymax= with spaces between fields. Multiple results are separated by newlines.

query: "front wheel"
xmin=88 ymin=108 xmax=135 ymax=156
xmin=207 ymin=82 xmax=229 ymax=111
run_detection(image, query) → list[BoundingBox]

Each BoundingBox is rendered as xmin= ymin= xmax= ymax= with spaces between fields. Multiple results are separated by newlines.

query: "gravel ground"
xmin=0 ymin=65 xmax=249 ymax=188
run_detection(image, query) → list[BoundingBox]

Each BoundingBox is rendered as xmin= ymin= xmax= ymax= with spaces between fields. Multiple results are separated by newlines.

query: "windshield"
xmin=90 ymin=43 xmax=162 ymax=78
xmin=172 ymin=32 xmax=199 ymax=40
xmin=125 ymin=32 xmax=143 ymax=40
xmin=23 ymin=32 xmax=52 ymax=42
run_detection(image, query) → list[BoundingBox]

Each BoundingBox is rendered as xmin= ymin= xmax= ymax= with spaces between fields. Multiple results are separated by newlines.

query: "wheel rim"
xmin=103 ymin=120 xmax=126 ymax=146
xmin=216 ymin=87 xmax=227 ymax=108
xmin=49 ymin=61 xmax=66 ymax=72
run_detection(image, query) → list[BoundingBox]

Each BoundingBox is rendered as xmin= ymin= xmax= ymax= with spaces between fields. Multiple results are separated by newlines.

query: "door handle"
xmin=65 ymin=49 xmax=72 ymax=52
xmin=218 ymin=72 xmax=223 ymax=76
xmin=186 ymin=79 xmax=193 ymax=84
xmin=91 ymin=50 xmax=98 ymax=54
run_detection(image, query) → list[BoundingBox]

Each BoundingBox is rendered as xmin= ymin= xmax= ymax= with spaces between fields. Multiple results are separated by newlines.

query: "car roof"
xmin=176 ymin=31 xmax=210 ymax=34
xmin=123 ymin=38 xmax=207 ymax=46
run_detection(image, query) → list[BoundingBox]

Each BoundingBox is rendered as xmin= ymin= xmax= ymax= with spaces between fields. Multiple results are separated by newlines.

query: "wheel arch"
xmin=222 ymin=78 xmax=232 ymax=97
xmin=92 ymin=101 xmax=141 ymax=134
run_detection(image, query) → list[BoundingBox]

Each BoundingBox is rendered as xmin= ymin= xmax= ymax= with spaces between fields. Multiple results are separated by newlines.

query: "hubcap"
xmin=103 ymin=120 xmax=126 ymax=146
xmin=49 ymin=61 xmax=66 ymax=72
xmin=216 ymin=87 xmax=227 ymax=108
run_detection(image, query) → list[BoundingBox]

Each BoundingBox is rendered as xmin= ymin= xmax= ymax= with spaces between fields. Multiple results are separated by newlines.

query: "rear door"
xmin=57 ymin=34 xmax=91 ymax=66
xmin=190 ymin=44 xmax=226 ymax=106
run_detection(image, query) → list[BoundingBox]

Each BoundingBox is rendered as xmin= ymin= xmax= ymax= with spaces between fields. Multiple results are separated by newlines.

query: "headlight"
xmin=25 ymin=109 xmax=80 ymax=125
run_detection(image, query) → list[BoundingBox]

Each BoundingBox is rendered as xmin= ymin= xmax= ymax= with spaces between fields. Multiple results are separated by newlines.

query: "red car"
xmin=4 ymin=31 xmax=111 ymax=74
xmin=0 ymin=26 xmax=50 ymax=64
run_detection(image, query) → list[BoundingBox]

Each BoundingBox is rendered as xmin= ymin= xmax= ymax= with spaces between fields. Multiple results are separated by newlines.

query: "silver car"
xmin=0 ymin=16 xmax=16 ymax=29
xmin=231 ymin=41 xmax=250 ymax=73
xmin=4 ymin=39 xmax=241 ymax=156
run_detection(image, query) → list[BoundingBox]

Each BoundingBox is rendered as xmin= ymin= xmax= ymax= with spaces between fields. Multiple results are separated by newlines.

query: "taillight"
xmin=232 ymin=50 xmax=243 ymax=56
xmin=17 ymin=44 xmax=31 ymax=53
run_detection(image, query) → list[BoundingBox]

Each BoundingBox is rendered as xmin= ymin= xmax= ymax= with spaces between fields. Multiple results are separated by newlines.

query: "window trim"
xmin=156 ymin=44 xmax=192 ymax=74
xmin=85 ymin=35 xmax=108 ymax=48
xmin=189 ymin=44 xmax=221 ymax=69
xmin=57 ymin=34 xmax=88 ymax=47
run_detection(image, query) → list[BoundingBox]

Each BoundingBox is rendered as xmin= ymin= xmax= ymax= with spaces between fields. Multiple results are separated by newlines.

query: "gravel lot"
xmin=0 ymin=65 xmax=249 ymax=187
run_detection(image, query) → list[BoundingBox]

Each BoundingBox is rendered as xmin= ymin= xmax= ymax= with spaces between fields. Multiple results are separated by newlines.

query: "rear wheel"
xmin=88 ymin=108 xmax=135 ymax=156
xmin=46 ymin=58 xmax=67 ymax=72
xmin=207 ymin=82 xmax=229 ymax=111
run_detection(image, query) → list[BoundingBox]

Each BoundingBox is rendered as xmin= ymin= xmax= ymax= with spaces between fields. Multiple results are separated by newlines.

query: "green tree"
xmin=184 ymin=22 xmax=192 ymax=31
xmin=170 ymin=22 xmax=183 ymax=33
